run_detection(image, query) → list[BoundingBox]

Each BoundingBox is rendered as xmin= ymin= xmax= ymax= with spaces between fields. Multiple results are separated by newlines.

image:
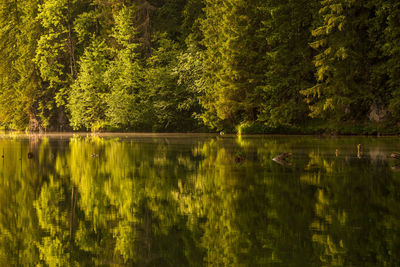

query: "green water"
xmin=0 ymin=133 xmax=400 ymax=266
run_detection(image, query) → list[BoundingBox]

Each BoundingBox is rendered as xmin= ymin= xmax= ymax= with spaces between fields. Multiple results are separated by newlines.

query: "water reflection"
xmin=0 ymin=135 xmax=399 ymax=266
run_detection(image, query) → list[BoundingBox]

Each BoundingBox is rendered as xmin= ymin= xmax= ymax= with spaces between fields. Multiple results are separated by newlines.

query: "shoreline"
xmin=0 ymin=131 xmax=398 ymax=138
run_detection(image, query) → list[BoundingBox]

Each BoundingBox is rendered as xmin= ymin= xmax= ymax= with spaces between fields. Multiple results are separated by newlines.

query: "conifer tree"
xmin=383 ymin=1 xmax=400 ymax=120
xmin=0 ymin=0 xmax=42 ymax=129
xmin=68 ymin=38 xmax=109 ymax=130
xmin=105 ymin=5 xmax=143 ymax=129
xmin=258 ymin=0 xmax=317 ymax=127
xmin=200 ymin=0 xmax=267 ymax=130
xmin=302 ymin=0 xmax=374 ymax=122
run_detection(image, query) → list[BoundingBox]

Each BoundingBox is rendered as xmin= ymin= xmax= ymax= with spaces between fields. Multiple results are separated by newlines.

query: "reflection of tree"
xmin=177 ymin=139 xmax=245 ymax=265
xmin=35 ymin=175 xmax=71 ymax=266
xmin=1 ymin=135 xmax=400 ymax=266
xmin=0 ymin=138 xmax=49 ymax=265
xmin=176 ymin=137 xmax=317 ymax=266
xmin=67 ymin=136 xmax=204 ymax=265
xmin=302 ymin=149 xmax=400 ymax=266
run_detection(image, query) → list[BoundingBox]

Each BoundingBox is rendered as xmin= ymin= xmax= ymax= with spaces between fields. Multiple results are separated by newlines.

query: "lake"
xmin=0 ymin=133 xmax=399 ymax=266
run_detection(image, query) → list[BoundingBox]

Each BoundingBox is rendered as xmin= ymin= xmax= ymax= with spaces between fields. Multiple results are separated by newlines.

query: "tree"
xmin=68 ymin=38 xmax=109 ymax=130
xmin=200 ymin=0 xmax=267 ymax=130
xmin=381 ymin=1 xmax=400 ymax=121
xmin=302 ymin=0 xmax=374 ymax=123
xmin=0 ymin=0 xmax=42 ymax=130
xmin=257 ymin=0 xmax=317 ymax=128
xmin=35 ymin=0 xmax=87 ymax=129
xmin=104 ymin=5 xmax=143 ymax=130
xmin=140 ymin=36 xmax=202 ymax=131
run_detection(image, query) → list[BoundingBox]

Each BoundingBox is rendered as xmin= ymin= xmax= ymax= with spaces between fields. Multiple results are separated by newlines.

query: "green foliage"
xmin=68 ymin=4 xmax=202 ymax=132
xmin=0 ymin=0 xmax=399 ymax=133
xmin=140 ymin=36 xmax=202 ymax=131
xmin=302 ymin=0 xmax=375 ymax=122
xmin=0 ymin=0 xmax=41 ymax=129
xmin=104 ymin=5 xmax=143 ymax=129
xmin=68 ymin=38 xmax=109 ymax=130
xmin=257 ymin=0 xmax=317 ymax=128
xmin=382 ymin=1 xmax=400 ymax=120
xmin=35 ymin=0 xmax=84 ymax=129
xmin=200 ymin=0 xmax=267 ymax=129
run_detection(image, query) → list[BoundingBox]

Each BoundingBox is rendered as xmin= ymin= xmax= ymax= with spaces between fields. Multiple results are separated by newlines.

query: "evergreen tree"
xmin=0 ymin=0 xmax=41 ymax=129
xmin=257 ymin=0 xmax=317 ymax=128
xmin=0 ymin=0 xmax=398 ymax=133
xmin=382 ymin=1 xmax=400 ymax=120
xmin=68 ymin=38 xmax=109 ymax=130
xmin=200 ymin=0 xmax=267 ymax=130
xmin=104 ymin=5 xmax=143 ymax=129
xmin=181 ymin=0 xmax=204 ymax=44
xmin=302 ymin=0 xmax=374 ymax=122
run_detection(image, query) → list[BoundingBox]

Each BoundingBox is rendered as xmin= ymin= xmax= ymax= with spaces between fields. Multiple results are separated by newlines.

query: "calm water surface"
xmin=0 ymin=133 xmax=400 ymax=266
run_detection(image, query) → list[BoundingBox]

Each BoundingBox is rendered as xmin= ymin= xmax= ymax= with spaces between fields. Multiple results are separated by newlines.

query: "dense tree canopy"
xmin=0 ymin=0 xmax=399 ymax=133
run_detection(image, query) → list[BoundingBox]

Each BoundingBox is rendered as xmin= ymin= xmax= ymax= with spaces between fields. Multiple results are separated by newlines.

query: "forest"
xmin=0 ymin=0 xmax=399 ymax=133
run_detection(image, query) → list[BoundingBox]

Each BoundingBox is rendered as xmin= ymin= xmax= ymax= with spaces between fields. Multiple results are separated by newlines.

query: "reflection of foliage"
xmin=1 ymin=135 xmax=400 ymax=266
xmin=176 ymin=137 xmax=317 ymax=266
xmin=35 ymin=176 xmax=71 ymax=266
xmin=66 ymin=136 xmax=204 ymax=265
xmin=302 ymin=146 xmax=400 ymax=266
xmin=0 ymin=138 xmax=49 ymax=266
